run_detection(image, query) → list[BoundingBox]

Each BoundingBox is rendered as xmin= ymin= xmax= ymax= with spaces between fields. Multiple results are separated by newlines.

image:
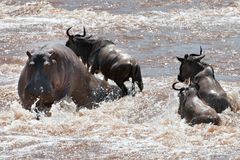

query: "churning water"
xmin=0 ymin=0 xmax=240 ymax=159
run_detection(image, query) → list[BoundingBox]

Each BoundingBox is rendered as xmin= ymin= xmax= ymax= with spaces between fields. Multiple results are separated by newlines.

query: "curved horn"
xmin=187 ymin=54 xmax=205 ymax=62
xmin=82 ymin=26 xmax=86 ymax=37
xmin=199 ymin=46 xmax=202 ymax=55
xmin=26 ymin=51 xmax=32 ymax=59
xmin=172 ymin=82 xmax=185 ymax=91
xmin=66 ymin=27 xmax=73 ymax=38
xmin=85 ymin=35 xmax=92 ymax=39
xmin=74 ymin=27 xmax=88 ymax=38
xmin=189 ymin=46 xmax=203 ymax=57
xmin=76 ymin=27 xmax=86 ymax=37
xmin=193 ymin=54 xmax=205 ymax=61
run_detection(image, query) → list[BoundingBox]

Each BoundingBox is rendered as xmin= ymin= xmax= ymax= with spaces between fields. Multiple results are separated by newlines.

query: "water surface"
xmin=0 ymin=0 xmax=240 ymax=159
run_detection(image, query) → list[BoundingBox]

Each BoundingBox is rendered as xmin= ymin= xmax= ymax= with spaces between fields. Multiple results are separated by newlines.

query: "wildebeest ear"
xmin=176 ymin=56 xmax=184 ymax=62
xmin=26 ymin=51 xmax=32 ymax=59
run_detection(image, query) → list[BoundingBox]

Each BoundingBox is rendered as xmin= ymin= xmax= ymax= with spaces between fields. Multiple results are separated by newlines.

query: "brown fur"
xmin=18 ymin=44 xmax=121 ymax=114
xmin=176 ymin=53 xmax=231 ymax=113
xmin=65 ymin=28 xmax=143 ymax=96
xmin=172 ymin=83 xmax=221 ymax=126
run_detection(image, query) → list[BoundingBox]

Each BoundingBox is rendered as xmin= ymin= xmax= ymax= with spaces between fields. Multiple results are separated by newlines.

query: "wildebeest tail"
xmin=132 ymin=63 xmax=143 ymax=91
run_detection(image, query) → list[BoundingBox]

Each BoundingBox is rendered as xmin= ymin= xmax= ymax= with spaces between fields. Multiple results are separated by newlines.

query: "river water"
xmin=0 ymin=0 xmax=240 ymax=159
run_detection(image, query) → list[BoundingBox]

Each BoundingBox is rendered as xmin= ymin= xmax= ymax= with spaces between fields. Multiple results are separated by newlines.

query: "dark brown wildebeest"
xmin=172 ymin=82 xmax=221 ymax=126
xmin=176 ymin=50 xmax=231 ymax=113
xmin=18 ymin=44 xmax=121 ymax=115
xmin=65 ymin=27 xmax=113 ymax=69
xmin=65 ymin=27 xmax=143 ymax=96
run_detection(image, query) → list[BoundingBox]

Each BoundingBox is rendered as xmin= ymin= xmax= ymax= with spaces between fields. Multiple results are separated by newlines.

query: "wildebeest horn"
xmin=66 ymin=27 xmax=73 ymax=38
xmin=200 ymin=46 xmax=202 ymax=55
xmin=189 ymin=46 xmax=203 ymax=57
xmin=76 ymin=26 xmax=86 ymax=37
xmin=83 ymin=27 xmax=86 ymax=37
xmin=26 ymin=51 xmax=32 ymax=59
xmin=85 ymin=35 xmax=93 ymax=39
xmin=74 ymin=27 xmax=92 ymax=39
xmin=193 ymin=54 xmax=205 ymax=61
xmin=172 ymin=82 xmax=185 ymax=91
xmin=186 ymin=54 xmax=205 ymax=62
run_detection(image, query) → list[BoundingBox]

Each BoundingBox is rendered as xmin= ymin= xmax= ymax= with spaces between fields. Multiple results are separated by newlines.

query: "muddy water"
xmin=0 ymin=0 xmax=240 ymax=159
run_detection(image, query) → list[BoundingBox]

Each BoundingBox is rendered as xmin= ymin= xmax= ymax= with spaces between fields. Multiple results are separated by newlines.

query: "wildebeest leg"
xmin=132 ymin=78 xmax=135 ymax=91
xmin=116 ymin=81 xmax=128 ymax=96
xmin=190 ymin=115 xmax=220 ymax=126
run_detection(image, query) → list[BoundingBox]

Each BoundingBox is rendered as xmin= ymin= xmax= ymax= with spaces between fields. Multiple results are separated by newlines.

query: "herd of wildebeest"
xmin=17 ymin=27 xmax=232 ymax=125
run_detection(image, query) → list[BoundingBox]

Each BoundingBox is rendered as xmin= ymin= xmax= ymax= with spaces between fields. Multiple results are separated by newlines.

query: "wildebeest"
xmin=18 ymin=44 xmax=121 ymax=114
xmin=65 ymin=27 xmax=113 ymax=69
xmin=65 ymin=27 xmax=143 ymax=96
xmin=172 ymin=82 xmax=221 ymax=125
xmin=176 ymin=49 xmax=231 ymax=113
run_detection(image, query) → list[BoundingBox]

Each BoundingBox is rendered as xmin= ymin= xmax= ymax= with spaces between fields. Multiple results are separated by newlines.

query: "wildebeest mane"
xmin=75 ymin=36 xmax=114 ymax=54
xmin=195 ymin=60 xmax=215 ymax=78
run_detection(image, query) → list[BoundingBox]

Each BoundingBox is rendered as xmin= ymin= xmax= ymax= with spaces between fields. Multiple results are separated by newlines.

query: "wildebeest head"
xmin=65 ymin=27 xmax=92 ymax=65
xmin=176 ymin=53 xmax=205 ymax=82
xmin=173 ymin=82 xmax=200 ymax=99
xmin=24 ymin=51 xmax=58 ymax=103
xmin=172 ymin=82 xmax=199 ymax=114
xmin=172 ymin=82 xmax=186 ymax=115
xmin=172 ymin=82 xmax=186 ymax=99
